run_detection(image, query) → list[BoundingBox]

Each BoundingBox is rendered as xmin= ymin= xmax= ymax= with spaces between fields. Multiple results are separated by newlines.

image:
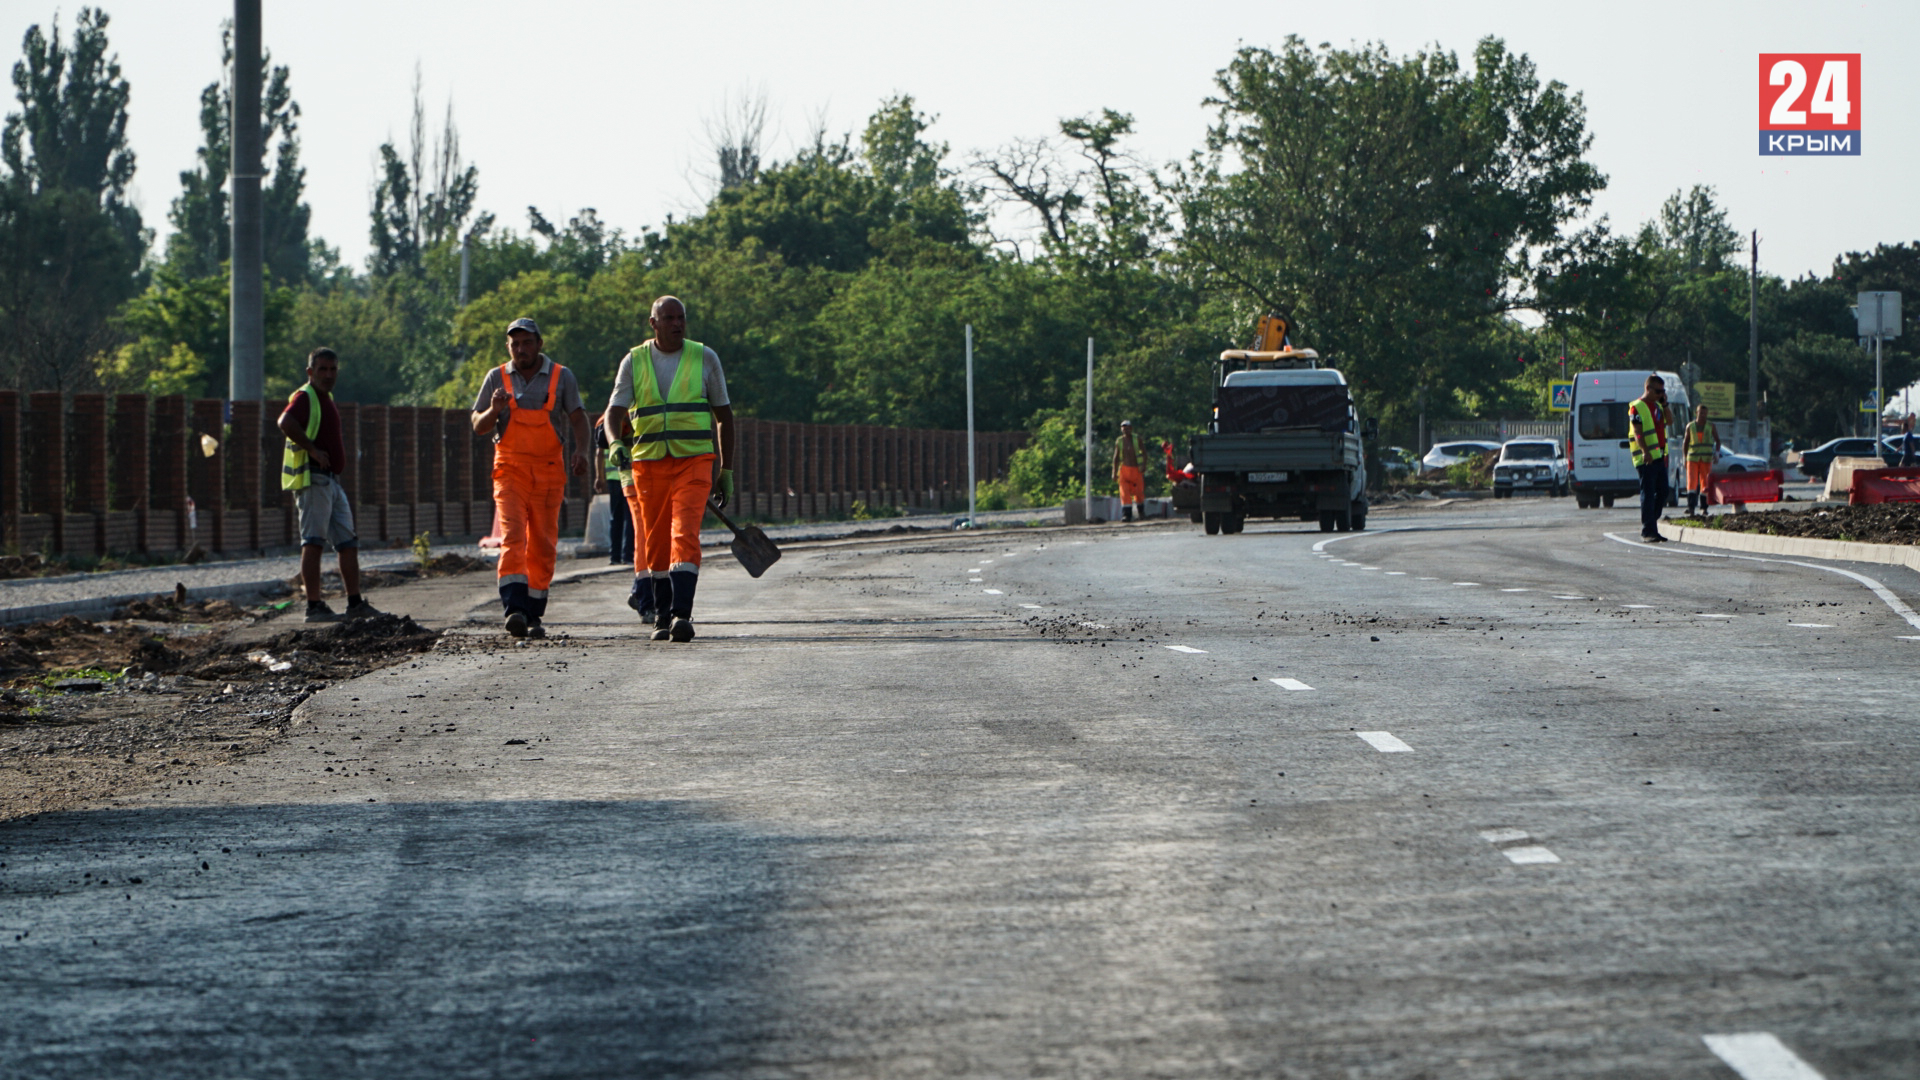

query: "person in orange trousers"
xmin=1112 ymin=420 xmax=1146 ymax=522
xmin=603 ymin=296 xmax=735 ymax=642
xmin=471 ymin=318 xmax=590 ymax=638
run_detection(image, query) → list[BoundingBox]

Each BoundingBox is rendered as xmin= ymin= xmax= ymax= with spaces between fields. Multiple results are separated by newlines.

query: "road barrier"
xmin=1847 ymin=467 xmax=1920 ymax=505
xmin=1707 ymin=469 xmax=1783 ymax=507
xmin=0 ymin=391 xmax=1025 ymax=557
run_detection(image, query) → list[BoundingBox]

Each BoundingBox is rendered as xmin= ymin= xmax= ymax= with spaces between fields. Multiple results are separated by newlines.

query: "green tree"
xmin=0 ymin=7 xmax=147 ymax=390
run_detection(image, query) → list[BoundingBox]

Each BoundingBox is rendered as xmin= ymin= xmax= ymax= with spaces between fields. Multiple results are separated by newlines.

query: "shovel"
xmin=707 ymin=497 xmax=781 ymax=578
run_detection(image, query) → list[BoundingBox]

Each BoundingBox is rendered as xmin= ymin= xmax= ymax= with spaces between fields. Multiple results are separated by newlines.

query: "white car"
xmin=1492 ymin=438 xmax=1568 ymax=497
xmin=1421 ymin=440 xmax=1502 ymax=475
xmin=1712 ymin=445 xmax=1769 ymax=473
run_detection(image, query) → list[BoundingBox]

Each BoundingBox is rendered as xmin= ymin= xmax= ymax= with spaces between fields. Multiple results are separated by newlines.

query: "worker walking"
xmin=1112 ymin=420 xmax=1145 ymax=522
xmin=1629 ymin=374 xmax=1673 ymax=542
xmin=603 ymin=296 xmax=735 ymax=643
xmin=1683 ymin=404 xmax=1720 ymax=517
xmin=278 ymin=347 xmax=380 ymax=624
xmin=1899 ymin=414 xmax=1917 ymax=467
xmin=595 ymin=416 xmax=634 ymax=566
xmin=471 ymin=318 xmax=591 ymax=639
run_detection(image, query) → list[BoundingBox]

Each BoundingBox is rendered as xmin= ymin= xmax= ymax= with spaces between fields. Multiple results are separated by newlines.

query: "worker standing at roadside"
xmin=595 ymin=416 xmax=634 ymax=566
xmin=1683 ymin=404 xmax=1720 ymax=517
xmin=1630 ymin=374 xmax=1673 ymax=543
xmin=603 ymin=296 xmax=735 ymax=643
xmin=278 ymin=347 xmax=380 ymax=624
xmin=1111 ymin=420 xmax=1145 ymax=522
xmin=471 ymin=318 xmax=591 ymax=639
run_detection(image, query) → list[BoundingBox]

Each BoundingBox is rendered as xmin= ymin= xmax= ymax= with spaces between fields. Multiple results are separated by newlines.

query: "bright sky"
xmin=7 ymin=0 xmax=1920 ymax=282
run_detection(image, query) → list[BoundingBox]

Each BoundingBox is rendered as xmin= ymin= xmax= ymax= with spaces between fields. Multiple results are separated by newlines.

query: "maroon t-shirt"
xmin=280 ymin=386 xmax=345 ymax=476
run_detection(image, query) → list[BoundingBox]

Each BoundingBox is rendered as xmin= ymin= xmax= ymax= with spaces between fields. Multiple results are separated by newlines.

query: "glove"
xmin=715 ymin=468 xmax=735 ymax=508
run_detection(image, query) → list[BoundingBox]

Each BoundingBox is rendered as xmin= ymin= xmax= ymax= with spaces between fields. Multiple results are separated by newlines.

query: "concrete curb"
xmin=1674 ymin=525 xmax=1920 ymax=573
xmin=0 ymin=578 xmax=293 ymax=626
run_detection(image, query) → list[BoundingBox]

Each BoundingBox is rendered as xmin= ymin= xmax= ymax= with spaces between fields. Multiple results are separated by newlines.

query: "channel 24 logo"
xmin=1759 ymin=53 xmax=1860 ymax=156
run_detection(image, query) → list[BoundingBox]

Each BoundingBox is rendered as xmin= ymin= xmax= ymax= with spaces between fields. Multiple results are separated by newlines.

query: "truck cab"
xmin=1567 ymin=370 xmax=1688 ymax=510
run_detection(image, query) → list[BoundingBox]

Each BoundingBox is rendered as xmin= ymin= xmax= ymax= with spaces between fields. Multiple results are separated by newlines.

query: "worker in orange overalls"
xmin=1111 ymin=420 xmax=1146 ymax=522
xmin=471 ymin=318 xmax=591 ymax=638
xmin=603 ymin=296 xmax=735 ymax=642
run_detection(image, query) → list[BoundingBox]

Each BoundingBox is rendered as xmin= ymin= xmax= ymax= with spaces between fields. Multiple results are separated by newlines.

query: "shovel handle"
xmin=706 ymin=494 xmax=741 ymax=536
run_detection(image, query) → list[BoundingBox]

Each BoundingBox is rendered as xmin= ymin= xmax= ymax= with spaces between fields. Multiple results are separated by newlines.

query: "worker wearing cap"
xmin=603 ymin=296 xmax=735 ymax=643
xmin=471 ymin=318 xmax=591 ymax=638
xmin=1111 ymin=420 xmax=1146 ymax=522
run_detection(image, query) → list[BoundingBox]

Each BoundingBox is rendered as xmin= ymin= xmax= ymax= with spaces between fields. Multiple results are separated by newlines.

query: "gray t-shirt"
xmin=607 ymin=343 xmax=729 ymax=410
xmin=472 ymin=355 xmax=585 ymax=443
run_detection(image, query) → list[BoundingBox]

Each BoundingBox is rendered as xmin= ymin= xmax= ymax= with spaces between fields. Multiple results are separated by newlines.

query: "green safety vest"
xmin=1629 ymin=398 xmax=1668 ymax=467
xmin=629 ymin=341 xmax=715 ymax=460
xmin=1685 ymin=421 xmax=1717 ymax=462
xmin=280 ymin=383 xmax=323 ymax=491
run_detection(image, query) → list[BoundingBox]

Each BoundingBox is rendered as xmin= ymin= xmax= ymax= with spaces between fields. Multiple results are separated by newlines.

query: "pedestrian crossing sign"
xmin=1860 ymin=389 xmax=1880 ymax=413
xmin=1548 ymin=381 xmax=1574 ymax=413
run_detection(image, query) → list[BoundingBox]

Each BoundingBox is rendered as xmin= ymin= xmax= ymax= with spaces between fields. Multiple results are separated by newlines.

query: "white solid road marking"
xmin=1356 ymin=731 xmax=1412 ymax=752
xmin=982 ymin=589 xmax=1004 ymax=595
xmin=1479 ymin=827 xmax=1561 ymax=864
xmin=1270 ymin=677 xmax=1314 ymax=691
xmin=1605 ymin=531 xmax=1920 ymax=631
xmin=1019 ymin=603 xmax=1043 ymax=609
xmin=1898 ymin=636 xmax=1920 ymax=642
xmin=1165 ymin=645 xmax=1207 ymax=654
xmin=1701 ymin=1033 xmax=1827 ymax=1080
xmin=1789 ymin=623 xmax=1835 ymax=628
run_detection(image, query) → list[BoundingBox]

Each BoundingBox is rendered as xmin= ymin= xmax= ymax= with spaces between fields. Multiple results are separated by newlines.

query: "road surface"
xmin=5 ymin=497 xmax=1917 ymax=1078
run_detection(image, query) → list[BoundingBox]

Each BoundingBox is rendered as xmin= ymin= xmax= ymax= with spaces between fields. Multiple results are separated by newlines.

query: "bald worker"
xmin=603 ymin=297 xmax=735 ymax=642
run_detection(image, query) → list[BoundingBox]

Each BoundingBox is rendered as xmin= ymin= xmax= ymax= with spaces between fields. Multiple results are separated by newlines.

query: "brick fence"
xmin=0 ymin=391 xmax=1025 ymax=557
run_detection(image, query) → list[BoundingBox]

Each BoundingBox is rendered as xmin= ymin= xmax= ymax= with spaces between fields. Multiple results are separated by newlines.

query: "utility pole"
xmin=458 ymin=232 xmax=472 ymax=308
xmin=965 ymin=325 xmax=976 ymax=529
xmin=1084 ymin=339 xmax=1094 ymax=524
xmin=228 ymin=0 xmax=264 ymax=403
xmin=1747 ymin=229 xmax=1760 ymax=436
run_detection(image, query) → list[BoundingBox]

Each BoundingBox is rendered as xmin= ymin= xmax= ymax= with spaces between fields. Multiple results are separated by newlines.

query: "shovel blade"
xmin=730 ymin=525 xmax=782 ymax=578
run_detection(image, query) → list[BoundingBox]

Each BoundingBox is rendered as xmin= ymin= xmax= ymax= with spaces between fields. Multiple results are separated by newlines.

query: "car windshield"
xmin=1578 ymin=402 xmax=1630 ymax=441
xmin=1502 ymin=443 xmax=1555 ymax=460
xmin=1435 ymin=444 xmax=1481 ymax=456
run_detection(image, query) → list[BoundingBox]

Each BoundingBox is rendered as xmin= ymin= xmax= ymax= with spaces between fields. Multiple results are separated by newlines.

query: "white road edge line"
xmin=1165 ymin=645 xmax=1207 ymax=654
xmin=1701 ymin=1032 xmax=1827 ymax=1080
xmin=1270 ymin=677 xmax=1313 ymax=691
xmin=1603 ymin=532 xmax=1920 ymax=631
xmin=1356 ymin=731 xmax=1412 ymax=752
xmin=1310 ymin=527 xmax=1414 ymax=554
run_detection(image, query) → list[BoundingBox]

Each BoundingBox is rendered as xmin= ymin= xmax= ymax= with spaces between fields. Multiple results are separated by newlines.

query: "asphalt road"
xmin=5 ymin=496 xmax=1918 ymax=1079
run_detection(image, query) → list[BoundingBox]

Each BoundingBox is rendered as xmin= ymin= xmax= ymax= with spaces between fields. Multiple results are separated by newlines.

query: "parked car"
xmin=1712 ymin=445 xmax=1770 ymax=473
xmin=1421 ymin=440 xmax=1502 ymax=476
xmin=1795 ymin=437 xmax=1886 ymax=480
xmin=1491 ymin=438 xmax=1568 ymax=497
xmin=1377 ymin=446 xmax=1417 ymax=478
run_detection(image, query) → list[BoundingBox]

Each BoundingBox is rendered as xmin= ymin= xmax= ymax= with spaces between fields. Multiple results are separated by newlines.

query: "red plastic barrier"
xmin=1708 ymin=469 xmax=1783 ymax=506
xmin=1849 ymin=467 xmax=1920 ymax=505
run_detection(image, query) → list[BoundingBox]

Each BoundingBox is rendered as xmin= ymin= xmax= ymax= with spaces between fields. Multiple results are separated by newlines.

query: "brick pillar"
xmin=69 ymin=393 xmax=108 ymax=554
xmin=447 ymin=409 xmax=471 ymax=534
xmin=151 ymin=396 xmax=188 ymax=550
xmin=362 ymin=404 xmax=390 ymax=541
xmin=27 ymin=392 xmax=65 ymax=551
xmin=113 ymin=395 xmax=150 ymax=551
xmin=190 ymin=399 xmax=225 ymax=552
xmin=420 ymin=407 xmax=444 ymax=536
xmin=0 ymin=391 xmax=19 ymax=551
xmin=230 ymin=399 xmax=261 ymax=551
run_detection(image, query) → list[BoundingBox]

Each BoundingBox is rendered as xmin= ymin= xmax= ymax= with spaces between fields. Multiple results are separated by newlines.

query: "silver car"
xmin=1421 ymin=440 xmax=1502 ymax=476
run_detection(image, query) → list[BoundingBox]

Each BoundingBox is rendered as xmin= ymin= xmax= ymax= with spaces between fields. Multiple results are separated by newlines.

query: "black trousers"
xmin=605 ymin=479 xmax=632 ymax=564
xmin=1637 ymin=460 xmax=1671 ymax=537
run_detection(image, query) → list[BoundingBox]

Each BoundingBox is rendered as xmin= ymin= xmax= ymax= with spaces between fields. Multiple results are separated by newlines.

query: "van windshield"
xmin=1578 ymin=402 xmax=1630 ymax=441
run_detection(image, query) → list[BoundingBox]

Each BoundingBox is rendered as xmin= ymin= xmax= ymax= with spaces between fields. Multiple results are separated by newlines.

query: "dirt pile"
xmin=1684 ymin=503 xmax=1920 ymax=545
xmin=0 ymin=553 xmax=47 ymax=580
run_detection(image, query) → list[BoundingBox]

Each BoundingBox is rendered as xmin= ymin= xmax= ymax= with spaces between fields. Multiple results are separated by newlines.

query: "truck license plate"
xmin=1247 ymin=471 xmax=1288 ymax=482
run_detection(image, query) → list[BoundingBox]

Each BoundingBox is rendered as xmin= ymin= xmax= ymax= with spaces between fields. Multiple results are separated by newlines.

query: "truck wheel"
xmin=1203 ymin=511 xmax=1221 ymax=535
xmin=1602 ymin=496 xmax=1615 ymax=508
xmin=1223 ymin=513 xmax=1244 ymax=534
xmin=1319 ymin=513 xmax=1336 ymax=533
xmin=1189 ymin=511 xmax=1203 ymax=523
xmin=1334 ymin=509 xmax=1352 ymax=532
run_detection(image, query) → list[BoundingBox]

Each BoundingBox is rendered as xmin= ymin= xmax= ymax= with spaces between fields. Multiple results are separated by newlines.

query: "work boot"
xmin=650 ymin=612 xmax=673 ymax=642
xmin=343 ymin=598 xmax=382 ymax=620
xmin=1122 ymin=506 xmax=1134 ymax=522
xmin=304 ymin=601 xmax=340 ymax=624
xmin=527 ymin=619 xmax=547 ymax=640
xmin=669 ymin=617 xmax=696 ymax=643
xmin=505 ymin=610 xmax=530 ymax=638
xmin=627 ymin=576 xmax=653 ymax=621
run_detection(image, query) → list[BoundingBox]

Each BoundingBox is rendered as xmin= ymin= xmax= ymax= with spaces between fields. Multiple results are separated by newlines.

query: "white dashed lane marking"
xmin=968 ymin=578 xmax=984 ymax=583
xmin=1384 ymin=571 xmax=1406 ymax=576
xmin=1453 ymin=582 xmax=1480 ymax=587
xmin=1622 ymin=604 xmax=1653 ymax=609
xmin=1553 ymin=594 xmax=1588 ymax=600
xmin=1269 ymin=677 xmax=1313 ymax=691
xmin=1789 ymin=623 xmax=1834 ymax=628
xmin=1165 ymin=645 xmax=1207 ymax=654
xmin=1479 ymin=828 xmax=1561 ymax=864
xmin=1697 ymin=614 xmax=1737 ymax=619
xmin=1701 ymin=1033 xmax=1827 ymax=1080
xmin=1500 ymin=588 xmax=1531 ymax=592
xmin=982 ymin=589 xmax=1004 ymax=595
xmin=1355 ymin=731 xmax=1412 ymax=752
xmin=1019 ymin=603 xmax=1043 ymax=610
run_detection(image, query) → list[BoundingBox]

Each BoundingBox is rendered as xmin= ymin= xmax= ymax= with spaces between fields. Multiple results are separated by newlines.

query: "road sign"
xmin=1696 ymin=381 xmax=1736 ymax=419
xmin=1861 ymin=389 xmax=1880 ymax=414
xmin=1548 ymin=380 xmax=1573 ymax=413
xmin=1759 ymin=53 xmax=1860 ymax=155
xmin=1856 ymin=291 xmax=1901 ymax=338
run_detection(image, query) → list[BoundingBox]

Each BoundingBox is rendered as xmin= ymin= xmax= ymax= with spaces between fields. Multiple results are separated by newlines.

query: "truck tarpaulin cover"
xmin=1215 ymin=385 xmax=1351 ymax=434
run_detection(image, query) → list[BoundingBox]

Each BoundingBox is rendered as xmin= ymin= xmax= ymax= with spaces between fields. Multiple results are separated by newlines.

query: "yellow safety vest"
xmin=629 ymin=341 xmax=715 ymax=460
xmin=280 ymin=384 xmax=322 ymax=491
xmin=1629 ymin=398 xmax=1668 ymax=467
xmin=1685 ymin=421 xmax=1717 ymax=462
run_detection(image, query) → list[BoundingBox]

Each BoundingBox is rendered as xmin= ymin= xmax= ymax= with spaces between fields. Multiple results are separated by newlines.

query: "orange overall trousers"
xmin=632 ymin=453 xmax=714 ymax=619
xmin=493 ymin=362 xmax=567 ymax=619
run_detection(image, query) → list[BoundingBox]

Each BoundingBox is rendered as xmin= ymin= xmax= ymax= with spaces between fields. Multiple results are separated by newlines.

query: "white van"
xmin=1566 ymin=370 xmax=1688 ymax=510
